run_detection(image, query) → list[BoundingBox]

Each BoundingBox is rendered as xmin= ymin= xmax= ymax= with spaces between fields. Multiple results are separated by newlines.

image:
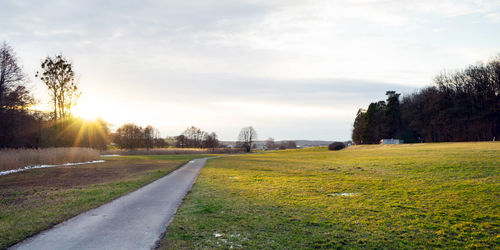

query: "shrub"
xmin=328 ymin=142 xmax=346 ymax=151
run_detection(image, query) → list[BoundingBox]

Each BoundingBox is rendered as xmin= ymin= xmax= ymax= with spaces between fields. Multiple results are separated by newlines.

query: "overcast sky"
xmin=2 ymin=0 xmax=500 ymax=140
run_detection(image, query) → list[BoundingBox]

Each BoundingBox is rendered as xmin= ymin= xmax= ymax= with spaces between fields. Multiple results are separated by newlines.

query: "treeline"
xmin=264 ymin=138 xmax=297 ymax=149
xmin=113 ymin=125 xmax=222 ymax=150
xmin=113 ymin=124 xmax=167 ymax=150
xmin=352 ymin=56 xmax=500 ymax=144
xmin=174 ymin=126 xmax=220 ymax=149
xmin=1 ymin=42 xmax=175 ymax=150
xmin=0 ymin=41 xmax=113 ymax=149
xmin=0 ymin=41 xmax=233 ymax=151
xmin=0 ymin=112 xmax=110 ymax=149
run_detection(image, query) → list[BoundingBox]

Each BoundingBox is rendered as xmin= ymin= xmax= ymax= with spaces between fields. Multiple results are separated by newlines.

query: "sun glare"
xmin=73 ymin=102 xmax=103 ymax=120
xmin=73 ymin=100 xmax=136 ymax=126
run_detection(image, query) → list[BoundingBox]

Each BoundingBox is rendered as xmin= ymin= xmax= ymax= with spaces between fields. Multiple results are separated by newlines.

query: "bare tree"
xmin=203 ymin=132 xmax=219 ymax=150
xmin=36 ymin=54 xmax=81 ymax=120
xmin=0 ymin=41 xmax=29 ymax=110
xmin=181 ymin=126 xmax=208 ymax=148
xmin=265 ymin=137 xmax=275 ymax=150
xmin=175 ymin=134 xmax=187 ymax=148
xmin=144 ymin=125 xmax=156 ymax=150
xmin=0 ymin=42 xmax=38 ymax=147
xmin=114 ymin=123 xmax=143 ymax=150
xmin=238 ymin=126 xmax=257 ymax=152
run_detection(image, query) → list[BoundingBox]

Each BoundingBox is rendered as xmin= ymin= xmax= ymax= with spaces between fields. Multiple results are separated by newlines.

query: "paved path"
xmin=11 ymin=158 xmax=209 ymax=250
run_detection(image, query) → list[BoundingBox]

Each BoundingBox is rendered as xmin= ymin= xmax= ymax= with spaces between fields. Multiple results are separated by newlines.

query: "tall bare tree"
xmin=36 ymin=54 xmax=80 ymax=121
xmin=238 ymin=126 xmax=257 ymax=152
xmin=0 ymin=41 xmax=29 ymax=110
xmin=0 ymin=42 xmax=36 ymax=147
xmin=144 ymin=125 xmax=160 ymax=150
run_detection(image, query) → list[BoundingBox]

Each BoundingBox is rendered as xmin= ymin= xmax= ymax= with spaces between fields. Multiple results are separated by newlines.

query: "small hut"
xmin=380 ymin=139 xmax=404 ymax=144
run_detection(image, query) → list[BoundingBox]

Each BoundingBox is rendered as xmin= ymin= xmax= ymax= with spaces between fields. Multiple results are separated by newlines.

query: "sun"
xmin=73 ymin=102 xmax=103 ymax=120
xmin=72 ymin=99 xmax=133 ymax=126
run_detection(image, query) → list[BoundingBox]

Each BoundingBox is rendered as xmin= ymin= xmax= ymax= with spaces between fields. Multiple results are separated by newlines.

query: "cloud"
xmin=1 ymin=0 xmax=499 ymax=140
xmin=74 ymin=70 xmax=417 ymax=140
xmin=485 ymin=12 xmax=500 ymax=23
xmin=4 ymin=0 xmax=498 ymax=84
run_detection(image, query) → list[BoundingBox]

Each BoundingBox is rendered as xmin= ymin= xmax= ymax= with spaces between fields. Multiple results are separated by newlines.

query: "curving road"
xmin=11 ymin=158 xmax=210 ymax=250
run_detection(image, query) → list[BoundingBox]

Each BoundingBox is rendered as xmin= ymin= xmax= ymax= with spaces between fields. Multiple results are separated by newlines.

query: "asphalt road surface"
xmin=11 ymin=158 xmax=210 ymax=250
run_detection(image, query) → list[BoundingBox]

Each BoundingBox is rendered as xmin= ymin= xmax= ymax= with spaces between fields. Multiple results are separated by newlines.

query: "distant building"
xmin=380 ymin=139 xmax=404 ymax=144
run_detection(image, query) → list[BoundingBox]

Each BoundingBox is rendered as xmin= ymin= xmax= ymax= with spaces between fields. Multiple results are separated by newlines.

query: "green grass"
xmin=0 ymin=154 xmax=209 ymax=249
xmin=162 ymin=142 xmax=500 ymax=249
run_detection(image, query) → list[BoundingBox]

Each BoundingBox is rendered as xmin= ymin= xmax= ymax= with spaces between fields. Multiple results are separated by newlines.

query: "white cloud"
xmin=2 ymin=0 xmax=499 ymax=140
xmin=485 ymin=12 xmax=500 ymax=22
xmin=214 ymin=101 xmax=355 ymax=119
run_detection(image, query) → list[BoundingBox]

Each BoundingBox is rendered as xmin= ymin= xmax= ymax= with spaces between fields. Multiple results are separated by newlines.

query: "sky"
xmin=1 ymin=0 xmax=500 ymax=141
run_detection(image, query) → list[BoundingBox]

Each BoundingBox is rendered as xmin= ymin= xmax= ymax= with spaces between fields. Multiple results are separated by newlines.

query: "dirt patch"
xmin=0 ymin=159 xmax=178 ymax=189
xmin=0 ymin=155 xmax=204 ymax=249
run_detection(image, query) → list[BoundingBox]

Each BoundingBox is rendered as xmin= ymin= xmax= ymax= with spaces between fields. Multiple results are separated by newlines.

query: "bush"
xmin=328 ymin=142 xmax=346 ymax=151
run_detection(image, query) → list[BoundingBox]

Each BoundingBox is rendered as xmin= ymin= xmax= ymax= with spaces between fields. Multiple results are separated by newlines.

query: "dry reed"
xmin=0 ymin=147 xmax=100 ymax=172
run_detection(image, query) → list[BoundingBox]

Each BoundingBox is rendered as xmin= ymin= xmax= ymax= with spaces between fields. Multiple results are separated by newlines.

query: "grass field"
xmin=162 ymin=142 xmax=500 ymax=249
xmin=0 ymin=154 xmax=209 ymax=249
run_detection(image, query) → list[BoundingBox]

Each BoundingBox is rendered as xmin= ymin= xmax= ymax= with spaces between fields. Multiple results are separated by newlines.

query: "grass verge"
xmin=0 ymin=154 xmax=208 ymax=249
xmin=162 ymin=142 xmax=499 ymax=249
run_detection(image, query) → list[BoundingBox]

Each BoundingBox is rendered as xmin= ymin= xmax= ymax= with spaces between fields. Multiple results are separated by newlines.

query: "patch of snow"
xmin=189 ymin=160 xmax=196 ymax=163
xmin=101 ymin=154 xmax=120 ymax=157
xmin=0 ymin=160 xmax=105 ymax=176
xmin=212 ymin=232 xmax=246 ymax=248
xmin=329 ymin=192 xmax=359 ymax=197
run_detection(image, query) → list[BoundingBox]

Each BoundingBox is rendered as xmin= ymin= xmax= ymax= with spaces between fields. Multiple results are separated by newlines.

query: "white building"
xmin=380 ymin=139 xmax=404 ymax=144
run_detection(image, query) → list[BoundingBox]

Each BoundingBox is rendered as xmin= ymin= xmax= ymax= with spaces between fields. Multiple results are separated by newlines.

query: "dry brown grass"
xmin=0 ymin=147 xmax=100 ymax=172
xmin=101 ymin=147 xmax=244 ymax=155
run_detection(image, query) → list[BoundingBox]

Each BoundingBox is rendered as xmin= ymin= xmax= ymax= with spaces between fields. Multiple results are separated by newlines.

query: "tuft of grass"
xmin=0 ymin=147 xmax=100 ymax=172
xmin=162 ymin=142 xmax=500 ymax=249
xmin=0 ymin=154 xmax=209 ymax=249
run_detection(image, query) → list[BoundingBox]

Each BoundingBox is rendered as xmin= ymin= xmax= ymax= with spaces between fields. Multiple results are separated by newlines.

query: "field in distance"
xmin=0 ymin=154 xmax=209 ymax=249
xmin=163 ymin=142 xmax=499 ymax=249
